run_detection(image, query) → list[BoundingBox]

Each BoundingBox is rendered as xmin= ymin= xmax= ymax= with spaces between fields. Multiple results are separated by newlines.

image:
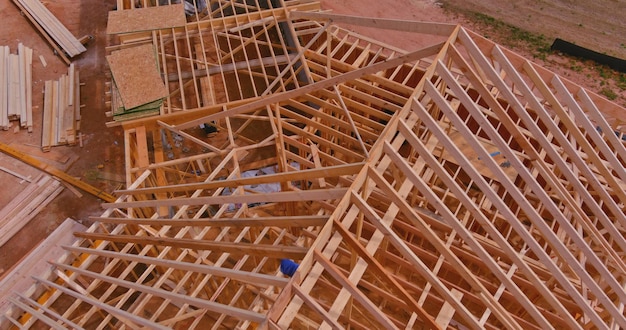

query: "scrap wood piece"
xmin=0 ymin=165 xmax=32 ymax=182
xmin=106 ymin=3 xmax=186 ymax=35
xmin=106 ymin=44 xmax=168 ymax=110
xmin=0 ymin=142 xmax=116 ymax=202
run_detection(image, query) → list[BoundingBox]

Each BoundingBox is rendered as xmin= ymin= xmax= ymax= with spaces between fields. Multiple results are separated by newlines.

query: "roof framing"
xmin=1 ymin=0 xmax=625 ymax=329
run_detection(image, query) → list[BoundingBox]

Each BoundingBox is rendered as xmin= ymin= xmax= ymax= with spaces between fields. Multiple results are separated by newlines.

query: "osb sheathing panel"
xmin=106 ymin=44 xmax=168 ymax=109
xmin=106 ymin=3 xmax=187 ymax=34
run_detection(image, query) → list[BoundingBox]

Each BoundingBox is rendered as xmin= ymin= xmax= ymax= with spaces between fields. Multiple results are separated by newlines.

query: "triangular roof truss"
xmin=1 ymin=1 xmax=625 ymax=329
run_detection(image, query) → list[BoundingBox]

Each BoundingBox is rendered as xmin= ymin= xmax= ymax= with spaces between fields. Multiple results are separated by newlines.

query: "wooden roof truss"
xmin=1 ymin=2 xmax=625 ymax=329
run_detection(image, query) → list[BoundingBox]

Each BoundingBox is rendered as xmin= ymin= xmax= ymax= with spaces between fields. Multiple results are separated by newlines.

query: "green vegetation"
xmin=439 ymin=3 xmax=626 ymax=107
xmin=465 ymin=12 xmax=552 ymax=59
xmin=600 ymin=87 xmax=618 ymax=100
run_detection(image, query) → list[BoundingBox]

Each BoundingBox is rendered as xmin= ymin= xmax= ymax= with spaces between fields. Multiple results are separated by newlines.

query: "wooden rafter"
xmin=2 ymin=6 xmax=625 ymax=330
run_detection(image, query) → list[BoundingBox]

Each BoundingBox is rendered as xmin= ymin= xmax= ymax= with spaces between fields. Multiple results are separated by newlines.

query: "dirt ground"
xmin=0 ymin=0 xmax=122 ymax=275
xmin=0 ymin=0 xmax=624 ymax=276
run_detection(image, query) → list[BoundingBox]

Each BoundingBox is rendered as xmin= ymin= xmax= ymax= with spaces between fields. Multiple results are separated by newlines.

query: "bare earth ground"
xmin=0 ymin=0 xmax=122 ymax=275
xmin=0 ymin=0 xmax=624 ymax=276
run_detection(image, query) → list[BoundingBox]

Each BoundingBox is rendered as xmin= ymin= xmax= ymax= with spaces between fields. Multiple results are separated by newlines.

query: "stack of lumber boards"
xmin=0 ymin=44 xmax=33 ymax=132
xmin=0 ymin=174 xmax=63 ymax=248
xmin=41 ymin=64 xmax=81 ymax=151
xmin=0 ymin=218 xmax=86 ymax=313
xmin=11 ymin=0 xmax=86 ymax=59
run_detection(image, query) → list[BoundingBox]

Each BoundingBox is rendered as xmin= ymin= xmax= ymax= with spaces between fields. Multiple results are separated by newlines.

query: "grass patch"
xmin=600 ymin=88 xmax=618 ymax=100
xmin=463 ymin=12 xmax=552 ymax=58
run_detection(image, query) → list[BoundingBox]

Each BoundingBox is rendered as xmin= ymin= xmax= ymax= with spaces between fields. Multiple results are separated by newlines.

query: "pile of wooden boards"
xmin=0 ymin=174 xmax=63 ymax=248
xmin=0 ymin=44 xmax=33 ymax=132
xmin=41 ymin=63 xmax=81 ymax=151
xmin=11 ymin=0 xmax=86 ymax=63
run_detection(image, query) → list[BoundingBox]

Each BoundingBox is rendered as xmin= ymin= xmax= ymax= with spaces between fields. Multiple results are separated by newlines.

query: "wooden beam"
xmin=33 ymin=276 xmax=169 ymax=329
xmin=171 ymin=42 xmax=444 ymax=130
xmin=102 ymin=187 xmax=348 ymax=209
xmin=115 ymin=162 xmax=363 ymax=196
xmin=290 ymin=11 xmax=457 ymax=36
xmin=89 ymin=215 xmax=330 ymax=228
xmin=49 ymin=262 xmax=268 ymax=323
xmin=72 ymin=232 xmax=309 ymax=260
xmin=0 ymin=142 xmax=116 ymax=202
xmin=331 ymin=219 xmax=441 ymax=329
xmin=63 ymin=246 xmax=289 ymax=287
xmin=313 ymin=250 xmax=400 ymax=329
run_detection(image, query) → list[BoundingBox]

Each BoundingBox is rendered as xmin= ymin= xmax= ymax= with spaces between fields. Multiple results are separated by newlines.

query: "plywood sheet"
xmin=106 ymin=44 xmax=168 ymax=109
xmin=107 ymin=4 xmax=187 ymax=34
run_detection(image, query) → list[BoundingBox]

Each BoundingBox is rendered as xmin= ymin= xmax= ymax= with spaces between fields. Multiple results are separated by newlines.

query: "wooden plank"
xmin=18 ymin=44 xmax=27 ymax=127
xmin=418 ymin=70 xmax=623 ymax=327
xmin=394 ymin=121 xmax=577 ymax=327
xmin=41 ymin=80 xmax=53 ymax=151
xmin=290 ymin=11 xmax=457 ymax=36
xmin=107 ymin=4 xmax=187 ymax=35
xmin=292 ymin=284 xmax=345 ymax=330
xmin=313 ymin=250 xmax=399 ymax=329
xmin=38 ymin=54 xmax=47 ymax=67
xmin=71 ymin=232 xmax=308 ymax=260
xmin=435 ymin=289 xmax=463 ymax=328
xmin=0 ymin=165 xmax=32 ymax=182
xmin=102 ymin=187 xmax=348 ymax=209
xmin=0 ymin=46 xmax=8 ymax=130
xmin=63 ymin=246 xmax=289 ymax=287
xmin=106 ymin=44 xmax=168 ymax=109
xmin=12 ymin=0 xmax=86 ymax=58
xmin=0 ymin=142 xmax=116 ymax=202
xmin=0 ymin=178 xmax=63 ymax=247
xmin=7 ymin=54 xmax=19 ymax=119
xmin=115 ymin=162 xmax=362 ymax=196
xmin=332 ymin=218 xmax=441 ymax=329
xmin=32 ymin=277 xmax=169 ymax=329
xmin=25 ymin=46 xmax=33 ymax=132
xmin=91 ymin=215 xmax=329 ymax=228
xmin=134 ymin=126 xmax=149 ymax=168
xmin=56 ymin=74 xmax=66 ymax=144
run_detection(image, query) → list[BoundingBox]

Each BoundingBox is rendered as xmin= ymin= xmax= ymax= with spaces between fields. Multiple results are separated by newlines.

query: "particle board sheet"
xmin=106 ymin=44 xmax=168 ymax=110
xmin=106 ymin=3 xmax=187 ymax=34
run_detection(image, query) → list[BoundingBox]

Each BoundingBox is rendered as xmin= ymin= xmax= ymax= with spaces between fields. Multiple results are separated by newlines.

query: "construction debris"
xmin=0 ymin=142 xmax=116 ymax=202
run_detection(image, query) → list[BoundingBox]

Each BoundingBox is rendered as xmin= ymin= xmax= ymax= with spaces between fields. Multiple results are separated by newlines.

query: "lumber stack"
xmin=11 ymin=0 xmax=86 ymax=60
xmin=0 ymin=44 xmax=33 ymax=132
xmin=0 ymin=174 xmax=63 ymax=248
xmin=41 ymin=64 xmax=81 ymax=151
